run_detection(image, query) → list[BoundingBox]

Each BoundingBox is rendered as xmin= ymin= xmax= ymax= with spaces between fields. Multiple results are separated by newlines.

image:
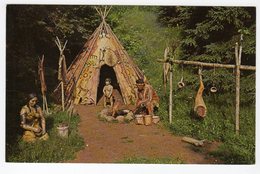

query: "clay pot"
xmin=144 ymin=115 xmax=152 ymax=126
xmin=135 ymin=114 xmax=144 ymax=125
xmin=152 ymin=116 xmax=160 ymax=124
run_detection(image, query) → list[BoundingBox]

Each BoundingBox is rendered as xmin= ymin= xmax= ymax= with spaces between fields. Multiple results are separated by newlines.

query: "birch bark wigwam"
xmin=52 ymin=6 xmax=158 ymax=108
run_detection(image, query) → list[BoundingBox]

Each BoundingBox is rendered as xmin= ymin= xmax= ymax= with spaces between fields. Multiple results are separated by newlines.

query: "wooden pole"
xmin=157 ymin=59 xmax=255 ymax=71
xmin=42 ymin=96 xmax=45 ymax=113
xmin=43 ymin=95 xmax=49 ymax=114
xmin=158 ymin=40 xmax=254 ymax=132
xmin=45 ymin=96 xmax=49 ymax=114
xmin=169 ymin=65 xmax=173 ymax=124
xmin=235 ymin=34 xmax=243 ymax=135
xmin=61 ymin=81 xmax=65 ymax=111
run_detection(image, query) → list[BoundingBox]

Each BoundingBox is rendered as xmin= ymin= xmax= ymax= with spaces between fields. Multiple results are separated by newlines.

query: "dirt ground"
xmin=70 ymin=97 xmax=221 ymax=164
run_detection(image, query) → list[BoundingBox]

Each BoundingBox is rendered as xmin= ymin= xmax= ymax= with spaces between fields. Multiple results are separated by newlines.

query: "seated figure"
xmin=134 ymin=79 xmax=159 ymax=116
xmin=103 ymin=78 xmax=114 ymax=108
xmin=20 ymin=93 xmax=49 ymax=142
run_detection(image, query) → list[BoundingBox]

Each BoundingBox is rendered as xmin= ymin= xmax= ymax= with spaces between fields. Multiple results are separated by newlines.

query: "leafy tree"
xmin=158 ymin=6 xmax=255 ymax=64
xmin=6 ymin=4 xmax=99 ymax=147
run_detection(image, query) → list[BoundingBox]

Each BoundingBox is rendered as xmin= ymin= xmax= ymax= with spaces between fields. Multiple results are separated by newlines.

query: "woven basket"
xmin=144 ymin=115 xmax=152 ymax=126
xmin=152 ymin=116 xmax=160 ymax=124
xmin=135 ymin=114 xmax=144 ymax=125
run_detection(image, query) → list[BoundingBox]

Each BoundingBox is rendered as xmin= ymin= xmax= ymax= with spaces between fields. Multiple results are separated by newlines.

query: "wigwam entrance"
xmin=97 ymin=64 xmax=122 ymax=104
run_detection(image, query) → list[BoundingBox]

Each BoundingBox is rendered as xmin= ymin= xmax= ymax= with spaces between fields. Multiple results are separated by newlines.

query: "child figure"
xmin=103 ymin=78 xmax=114 ymax=108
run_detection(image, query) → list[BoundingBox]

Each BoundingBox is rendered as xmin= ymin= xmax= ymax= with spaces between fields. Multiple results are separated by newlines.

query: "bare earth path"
xmin=70 ymin=103 xmax=220 ymax=164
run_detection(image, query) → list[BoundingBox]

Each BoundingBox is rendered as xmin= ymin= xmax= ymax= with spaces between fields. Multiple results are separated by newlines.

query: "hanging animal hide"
xmin=58 ymin=54 xmax=68 ymax=83
xmin=38 ymin=55 xmax=47 ymax=95
xmin=194 ymin=77 xmax=207 ymax=118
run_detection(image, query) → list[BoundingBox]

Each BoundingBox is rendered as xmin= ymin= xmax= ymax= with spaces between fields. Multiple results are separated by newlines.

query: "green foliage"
xmin=6 ymin=5 xmax=99 ymax=97
xmin=6 ymin=5 xmax=256 ymax=164
xmin=160 ymin=67 xmax=255 ymax=164
xmin=6 ymin=6 xmax=97 ymax=158
xmin=108 ymin=6 xmax=181 ymax=97
xmin=110 ymin=7 xmax=255 ymax=164
xmin=211 ymin=133 xmax=255 ymax=164
xmin=118 ymin=156 xmax=184 ymax=164
xmin=6 ymin=111 xmax=84 ymax=162
xmin=158 ymin=6 xmax=256 ymax=64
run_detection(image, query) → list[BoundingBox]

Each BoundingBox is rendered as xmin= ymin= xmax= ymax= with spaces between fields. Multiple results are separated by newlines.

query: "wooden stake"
xmin=43 ymin=95 xmax=49 ymax=114
xmin=158 ymin=41 xmax=254 ymax=133
xmin=42 ymin=96 xmax=45 ymax=113
xmin=61 ymin=81 xmax=65 ymax=111
xmin=235 ymin=34 xmax=243 ymax=135
xmin=45 ymin=96 xmax=49 ymax=114
xmin=169 ymin=65 xmax=173 ymax=124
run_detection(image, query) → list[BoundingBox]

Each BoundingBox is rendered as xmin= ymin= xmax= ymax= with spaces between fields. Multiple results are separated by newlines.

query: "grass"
xmin=6 ymin=7 xmax=254 ymax=164
xmin=6 ymin=111 xmax=85 ymax=162
xmin=118 ymin=156 xmax=184 ymax=164
xmin=158 ymin=78 xmax=255 ymax=164
xmin=109 ymin=7 xmax=255 ymax=164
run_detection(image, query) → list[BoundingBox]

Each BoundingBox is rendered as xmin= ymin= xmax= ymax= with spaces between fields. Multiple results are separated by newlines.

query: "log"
xmin=157 ymin=59 xmax=255 ymax=71
xmin=182 ymin=136 xmax=205 ymax=147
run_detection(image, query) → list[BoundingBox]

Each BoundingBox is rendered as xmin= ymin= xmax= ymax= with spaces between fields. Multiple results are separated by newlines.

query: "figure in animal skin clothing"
xmin=103 ymin=78 xmax=114 ymax=108
xmin=19 ymin=93 xmax=49 ymax=142
xmin=134 ymin=79 xmax=159 ymax=116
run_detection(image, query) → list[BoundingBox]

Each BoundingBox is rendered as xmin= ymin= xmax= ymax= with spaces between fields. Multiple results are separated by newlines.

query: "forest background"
xmin=6 ymin=5 xmax=256 ymax=164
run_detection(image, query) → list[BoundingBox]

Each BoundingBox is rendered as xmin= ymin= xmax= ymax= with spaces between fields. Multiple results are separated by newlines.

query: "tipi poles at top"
xmin=94 ymin=6 xmax=112 ymax=22
xmin=94 ymin=6 xmax=112 ymax=35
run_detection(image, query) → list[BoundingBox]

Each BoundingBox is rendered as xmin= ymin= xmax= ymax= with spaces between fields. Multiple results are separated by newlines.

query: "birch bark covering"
xmin=53 ymin=12 xmax=159 ymax=107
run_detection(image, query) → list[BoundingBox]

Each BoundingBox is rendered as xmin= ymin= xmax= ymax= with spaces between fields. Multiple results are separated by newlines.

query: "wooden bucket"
xmin=144 ymin=115 xmax=152 ymax=126
xmin=135 ymin=114 xmax=144 ymax=125
xmin=57 ymin=123 xmax=69 ymax=138
xmin=152 ymin=116 xmax=160 ymax=124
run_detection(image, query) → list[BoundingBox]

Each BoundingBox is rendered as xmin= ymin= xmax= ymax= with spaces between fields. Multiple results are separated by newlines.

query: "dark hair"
xmin=28 ymin=93 xmax=37 ymax=101
xmin=105 ymin=78 xmax=111 ymax=82
xmin=136 ymin=79 xmax=144 ymax=84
